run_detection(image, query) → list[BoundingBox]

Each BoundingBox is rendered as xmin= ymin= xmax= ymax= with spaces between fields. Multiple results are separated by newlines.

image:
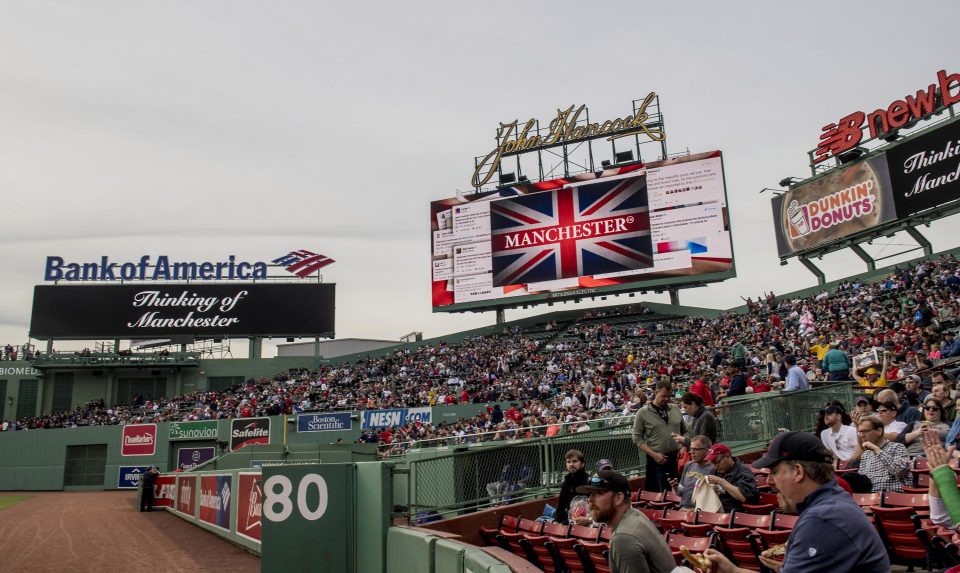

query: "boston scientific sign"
xmin=29 ymin=284 xmax=335 ymax=339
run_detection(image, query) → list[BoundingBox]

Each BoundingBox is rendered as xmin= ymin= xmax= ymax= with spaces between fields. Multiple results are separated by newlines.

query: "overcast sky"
xmin=1 ymin=1 xmax=958 ymax=356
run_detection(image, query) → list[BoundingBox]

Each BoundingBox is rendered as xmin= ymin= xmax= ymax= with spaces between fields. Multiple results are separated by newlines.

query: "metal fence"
xmin=403 ymin=382 xmax=853 ymax=522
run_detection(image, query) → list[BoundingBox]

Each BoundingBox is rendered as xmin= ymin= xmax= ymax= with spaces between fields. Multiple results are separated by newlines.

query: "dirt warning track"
xmin=0 ymin=491 xmax=260 ymax=573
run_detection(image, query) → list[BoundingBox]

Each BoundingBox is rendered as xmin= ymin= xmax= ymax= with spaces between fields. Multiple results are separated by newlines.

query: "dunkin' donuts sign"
xmin=771 ymin=154 xmax=898 ymax=257
xmin=230 ymin=417 xmax=271 ymax=451
xmin=121 ymin=423 xmax=157 ymax=456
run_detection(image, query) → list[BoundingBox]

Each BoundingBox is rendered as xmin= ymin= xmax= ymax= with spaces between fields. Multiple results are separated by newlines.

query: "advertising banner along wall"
xmin=297 ymin=412 xmax=351 ymax=433
xmin=153 ymin=475 xmax=176 ymax=508
xmin=361 ymin=407 xmax=431 ymax=429
xmin=199 ymin=474 xmax=233 ymax=531
xmin=121 ymin=423 xmax=157 ymax=456
xmin=169 ymin=420 xmax=218 ymax=441
xmin=231 ymin=417 xmax=271 ymax=451
xmin=29 ymin=283 xmax=335 ymax=339
xmin=177 ymin=447 xmax=217 ymax=471
xmin=176 ymin=475 xmax=197 ymax=515
xmin=118 ymin=466 xmax=149 ymax=489
xmin=236 ymin=472 xmax=263 ymax=543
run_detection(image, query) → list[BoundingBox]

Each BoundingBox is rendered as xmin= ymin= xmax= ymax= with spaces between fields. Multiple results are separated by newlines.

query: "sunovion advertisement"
xmin=169 ymin=420 xmax=218 ymax=441
xmin=29 ymin=283 xmax=335 ymax=339
xmin=771 ymin=154 xmax=897 ymax=257
xmin=297 ymin=412 xmax=352 ymax=433
xmin=230 ymin=417 xmax=271 ymax=451
xmin=361 ymin=407 xmax=431 ymax=429
xmin=886 ymin=118 xmax=960 ymax=217
xmin=121 ymin=423 xmax=157 ymax=456
xmin=199 ymin=474 xmax=232 ymax=531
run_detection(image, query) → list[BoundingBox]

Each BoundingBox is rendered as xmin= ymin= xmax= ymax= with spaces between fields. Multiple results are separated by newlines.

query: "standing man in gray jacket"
xmin=632 ymin=380 xmax=686 ymax=492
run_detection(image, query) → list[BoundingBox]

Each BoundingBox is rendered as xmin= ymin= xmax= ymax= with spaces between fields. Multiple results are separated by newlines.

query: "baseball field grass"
xmin=0 ymin=494 xmax=28 ymax=510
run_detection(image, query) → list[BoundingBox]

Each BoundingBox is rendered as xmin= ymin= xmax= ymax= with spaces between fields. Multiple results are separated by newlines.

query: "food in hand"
xmin=761 ymin=543 xmax=787 ymax=558
xmin=680 ymin=545 xmax=712 ymax=570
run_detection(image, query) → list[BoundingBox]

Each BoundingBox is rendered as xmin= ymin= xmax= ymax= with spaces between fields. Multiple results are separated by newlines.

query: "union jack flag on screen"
xmin=272 ymin=249 xmax=335 ymax=278
xmin=489 ymin=174 xmax=652 ymax=287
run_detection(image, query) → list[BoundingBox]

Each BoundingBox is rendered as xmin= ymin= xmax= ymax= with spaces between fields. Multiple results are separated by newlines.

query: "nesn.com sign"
xmin=361 ymin=407 xmax=432 ymax=429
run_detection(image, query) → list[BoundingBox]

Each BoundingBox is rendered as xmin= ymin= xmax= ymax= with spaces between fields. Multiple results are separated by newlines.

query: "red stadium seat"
xmin=479 ymin=513 xmax=518 ymax=546
xmin=771 ymin=511 xmax=798 ymax=530
xmin=659 ymin=509 xmax=696 ymax=532
xmin=740 ymin=502 xmax=775 ymax=515
xmin=664 ymin=531 xmax=713 ymax=566
xmin=497 ymin=517 xmax=543 ymax=558
xmin=713 ymin=512 xmax=772 ymax=569
xmin=575 ymin=541 xmax=611 ymax=573
xmin=870 ymin=506 xmax=927 ymax=562
xmin=634 ymin=490 xmax=667 ymax=508
xmin=852 ymin=492 xmax=881 ymax=509
xmin=758 ymin=492 xmax=780 ymax=506
xmin=569 ymin=524 xmax=601 ymax=543
xmin=881 ymin=491 xmax=928 ymax=512
xmin=599 ymin=525 xmax=613 ymax=542
xmin=520 ymin=534 xmax=561 ymax=572
xmin=635 ymin=506 xmax=664 ymax=527
xmin=541 ymin=521 xmax=570 ymax=539
xmin=546 ymin=537 xmax=587 ymax=573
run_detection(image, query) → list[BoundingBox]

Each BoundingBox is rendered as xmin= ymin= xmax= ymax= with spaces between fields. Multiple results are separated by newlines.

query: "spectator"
xmin=632 ymin=380 xmax=685 ymax=492
xmin=669 ymin=435 xmax=714 ymax=511
xmin=853 ymin=415 xmax=910 ymax=493
xmin=784 ymin=354 xmax=809 ymax=392
xmin=822 ymin=342 xmax=851 ymax=381
xmin=703 ymin=443 xmax=758 ymax=512
xmin=820 ymin=405 xmax=858 ymax=463
xmin=721 ymin=361 xmax=747 ymax=400
xmin=576 ymin=470 xmax=676 ymax=573
xmin=555 ymin=449 xmax=589 ymax=525
xmin=706 ymin=432 xmax=889 ymax=573
xmin=903 ymin=399 xmax=949 ymax=456
xmin=674 ymin=392 xmax=717 ymax=446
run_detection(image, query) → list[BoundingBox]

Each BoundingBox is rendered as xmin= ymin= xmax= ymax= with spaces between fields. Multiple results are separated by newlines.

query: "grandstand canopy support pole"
xmin=46 ymin=340 xmax=53 ymax=354
xmin=669 ymin=288 xmax=679 ymax=306
xmin=799 ymin=256 xmax=826 ymax=285
xmin=249 ymin=337 xmax=262 ymax=359
xmin=906 ymin=226 xmax=934 ymax=257
xmin=314 ymin=337 xmax=320 ymax=358
xmin=849 ymin=243 xmax=876 ymax=272
xmin=496 ymin=309 xmax=505 ymax=325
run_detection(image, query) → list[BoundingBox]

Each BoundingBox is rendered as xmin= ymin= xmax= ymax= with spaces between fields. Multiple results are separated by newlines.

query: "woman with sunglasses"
xmin=904 ymin=399 xmax=950 ymax=456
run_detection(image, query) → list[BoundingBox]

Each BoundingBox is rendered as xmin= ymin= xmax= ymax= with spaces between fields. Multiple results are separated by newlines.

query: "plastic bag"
xmin=568 ymin=495 xmax=592 ymax=524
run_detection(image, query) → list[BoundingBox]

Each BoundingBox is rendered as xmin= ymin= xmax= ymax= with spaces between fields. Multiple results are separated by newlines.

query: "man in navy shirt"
xmin=705 ymin=432 xmax=889 ymax=573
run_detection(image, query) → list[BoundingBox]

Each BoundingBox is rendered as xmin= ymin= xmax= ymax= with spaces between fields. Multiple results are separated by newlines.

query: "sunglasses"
xmin=876 ymin=408 xmax=891 ymax=413
xmin=924 ymin=406 xmax=941 ymax=411
xmin=586 ymin=475 xmax=624 ymax=491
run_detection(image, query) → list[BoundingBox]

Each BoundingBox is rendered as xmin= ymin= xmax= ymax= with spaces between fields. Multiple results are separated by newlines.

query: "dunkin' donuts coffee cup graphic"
xmin=780 ymin=158 xmax=890 ymax=254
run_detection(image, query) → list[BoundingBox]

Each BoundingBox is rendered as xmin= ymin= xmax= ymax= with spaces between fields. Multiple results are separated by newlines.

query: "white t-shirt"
xmin=820 ymin=424 xmax=858 ymax=461
xmin=884 ymin=420 xmax=907 ymax=435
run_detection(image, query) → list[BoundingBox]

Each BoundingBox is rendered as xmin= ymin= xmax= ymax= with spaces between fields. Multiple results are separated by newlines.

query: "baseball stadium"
xmin=3 ymin=6 xmax=960 ymax=573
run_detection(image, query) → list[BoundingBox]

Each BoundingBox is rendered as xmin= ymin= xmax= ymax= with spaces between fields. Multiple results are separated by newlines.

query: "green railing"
xmin=716 ymin=382 xmax=853 ymax=453
xmin=403 ymin=383 xmax=853 ymax=522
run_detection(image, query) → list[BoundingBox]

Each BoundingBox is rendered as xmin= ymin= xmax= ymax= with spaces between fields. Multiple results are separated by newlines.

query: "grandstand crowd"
xmin=3 ymin=253 xmax=960 ymax=447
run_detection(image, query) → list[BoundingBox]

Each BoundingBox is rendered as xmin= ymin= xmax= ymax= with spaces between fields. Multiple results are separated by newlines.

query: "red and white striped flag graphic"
xmin=272 ymin=249 xmax=335 ymax=278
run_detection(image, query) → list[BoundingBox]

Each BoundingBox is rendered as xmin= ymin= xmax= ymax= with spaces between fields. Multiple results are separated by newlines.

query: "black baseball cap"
xmin=823 ymin=405 xmax=844 ymax=416
xmin=575 ymin=469 xmax=630 ymax=495
xmin=752 ymin=432 xmax=834 ymax=469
